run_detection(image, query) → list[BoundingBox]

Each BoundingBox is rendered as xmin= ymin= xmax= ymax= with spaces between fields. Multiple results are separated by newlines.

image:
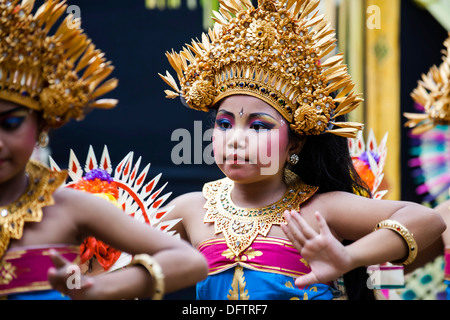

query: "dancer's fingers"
xmin=283 ymin=211 xmax=306 ymax=249
xmin=290 ymin=210 xmax=317 ymax=240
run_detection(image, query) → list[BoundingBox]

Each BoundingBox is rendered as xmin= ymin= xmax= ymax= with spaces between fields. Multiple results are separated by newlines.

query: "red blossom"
xmin=80 ymin=237 xmax=121 ymax=271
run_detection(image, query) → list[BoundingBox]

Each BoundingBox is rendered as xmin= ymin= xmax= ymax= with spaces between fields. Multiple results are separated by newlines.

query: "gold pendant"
xmin=203 ymin=173 xmax=317 ymax=256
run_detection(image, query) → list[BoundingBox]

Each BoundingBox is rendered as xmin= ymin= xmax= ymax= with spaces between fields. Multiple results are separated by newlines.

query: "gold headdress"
xmin=160 ymin=0 xmax=363 ymax=138
xmin=404 ymin=33 xmax=450 ymax=135
xmin=0 ymin=0 xmax=118 ymax=128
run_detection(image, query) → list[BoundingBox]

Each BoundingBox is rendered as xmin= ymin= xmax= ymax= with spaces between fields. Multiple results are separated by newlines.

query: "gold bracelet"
xmin=129 ymin=254 xmax=165 ymax=300
xmin=374 ymin=220 xmax=418 ymax=266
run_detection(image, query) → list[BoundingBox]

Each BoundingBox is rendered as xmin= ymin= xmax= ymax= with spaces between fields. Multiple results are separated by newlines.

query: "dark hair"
xmin=290 ymin=123 xmax=375 ymax=300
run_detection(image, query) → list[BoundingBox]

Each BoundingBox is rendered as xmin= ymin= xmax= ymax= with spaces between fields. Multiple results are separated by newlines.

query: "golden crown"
xmin=160 ymin=0 xmax=363 ymax=137
xmin=404 ymin=33 xmax=450 ymax=135
xmin=0 ymin=0 xmax=118 ymax=128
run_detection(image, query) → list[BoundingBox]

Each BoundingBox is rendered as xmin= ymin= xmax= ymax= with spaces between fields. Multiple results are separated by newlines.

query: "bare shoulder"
xmin=435 ymin=199 xmax=450 ymax=214
xmin=305 ymin=191 xmax=372 ymax=210
xmin=301 ymin=191 xmax=348 ymax=214
xmin=51 ymin=188 xmax=96 ymax=224
xmin=166 ymin=191 xmax=206 ymax=218
xmin=308 ymin=190 xmax=355 ymax=203
xmin=52 ymin=186 xmax=85 ymax=202
xmin=52 ymin=187 xmax=100 ymax=209
xmin=162 ymin=191 xmax=209 ymax=244
xmin=300 ymin=191 xmax=364 ymax=226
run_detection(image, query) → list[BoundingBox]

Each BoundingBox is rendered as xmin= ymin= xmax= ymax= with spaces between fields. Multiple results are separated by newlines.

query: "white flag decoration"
xmin=49 ymin=145 xmax=181 ymax=271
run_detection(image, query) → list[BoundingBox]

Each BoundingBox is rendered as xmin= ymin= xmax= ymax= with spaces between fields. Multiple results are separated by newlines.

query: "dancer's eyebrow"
xmin=0 ymin=107 xmax=27 ymax=117
xmin=248 ymin=112 xmax=278 ymax=121
xmin=217 ymin=109 xmax=235 ymax=118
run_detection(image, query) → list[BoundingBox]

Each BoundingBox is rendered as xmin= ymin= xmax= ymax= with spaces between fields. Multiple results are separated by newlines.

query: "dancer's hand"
xmin=47 ymin=249 xmax=97 ymax=300
xmin=282 ymin=210 xmax=353 ymax=288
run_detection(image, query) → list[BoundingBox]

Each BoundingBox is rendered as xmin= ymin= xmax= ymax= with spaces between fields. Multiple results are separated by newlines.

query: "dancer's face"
xmin=213 ymin=95 xmax=302 ymax=183
xmin=0 ymin=99 xmax=39 ymax=183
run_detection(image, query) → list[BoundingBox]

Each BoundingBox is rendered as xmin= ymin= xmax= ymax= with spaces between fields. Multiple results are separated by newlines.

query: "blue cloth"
xmin=7 ymin=290 xmax=70 ymax=300
xmin=196 ymin=266 xmax=337 ymax=300
xmin=445 ymin=280 xmax=450 ymax=300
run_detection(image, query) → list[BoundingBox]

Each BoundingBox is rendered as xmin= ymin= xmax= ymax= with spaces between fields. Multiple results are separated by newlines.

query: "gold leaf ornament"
xmin=291 ymin=103 xmax=329 ymax=135
xmin=186 ymin=79 xmax=217 ymax=111
xmin=247 ymin=20 xmax=276 ymax=50
xmin=227 ymin=266 xmax=249 ymax=300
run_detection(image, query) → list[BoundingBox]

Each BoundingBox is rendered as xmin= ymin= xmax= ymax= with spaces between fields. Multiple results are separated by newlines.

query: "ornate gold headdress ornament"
xmin=404 ymin=33 xmax=450 ymax=135
xmin=0 ymin=0 xmax=118 ymax=128
xmin=160 ymin=0 xmax=363 ymax=138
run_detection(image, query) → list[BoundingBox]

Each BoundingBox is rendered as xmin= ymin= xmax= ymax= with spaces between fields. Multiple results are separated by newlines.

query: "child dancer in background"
xmin=0 ymin=0 xmax=207 ymax=300
xmin=404 ymin=33 xmax=450 ymax=299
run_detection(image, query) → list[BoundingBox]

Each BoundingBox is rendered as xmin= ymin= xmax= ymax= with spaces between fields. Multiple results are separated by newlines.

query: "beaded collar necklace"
xmin=0 ymin=160 xmax=66 ymax=259
xmin=203 ymin=170 xmax=318 ymax=256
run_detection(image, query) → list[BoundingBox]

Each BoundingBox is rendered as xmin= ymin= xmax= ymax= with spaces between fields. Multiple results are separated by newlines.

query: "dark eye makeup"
xmin=216 ymin=109 xmax=279 ymax=132
xmin=0 ymin=107 xmax=30 ymax=131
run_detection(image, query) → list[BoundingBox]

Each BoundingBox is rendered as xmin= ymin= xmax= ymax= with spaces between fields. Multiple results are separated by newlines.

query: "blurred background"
xmin=44 ymin=0 xmax=449 ymax=299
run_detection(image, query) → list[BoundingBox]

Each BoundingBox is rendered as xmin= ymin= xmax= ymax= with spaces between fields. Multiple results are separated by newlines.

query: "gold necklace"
xmin=203 ymin=171 xmax=318 ymax=256
xmin=0 ymin=160 xmax=67 ymax=259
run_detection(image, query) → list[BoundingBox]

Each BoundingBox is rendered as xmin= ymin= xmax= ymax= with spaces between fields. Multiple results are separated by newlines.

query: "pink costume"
xmin=0 ymin=245 xmax=79 ymax=300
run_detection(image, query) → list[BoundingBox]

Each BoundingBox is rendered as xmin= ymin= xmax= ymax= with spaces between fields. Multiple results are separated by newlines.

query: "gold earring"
xmin=38 ymin=131 xmax=49 ymax=148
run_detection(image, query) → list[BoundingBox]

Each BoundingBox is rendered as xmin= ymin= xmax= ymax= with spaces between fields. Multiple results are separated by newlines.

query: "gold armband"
xmin=129 ymin=254 xmax=165 ymax=300
xmin=374 ymin=220 xmax=418 ymax=266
